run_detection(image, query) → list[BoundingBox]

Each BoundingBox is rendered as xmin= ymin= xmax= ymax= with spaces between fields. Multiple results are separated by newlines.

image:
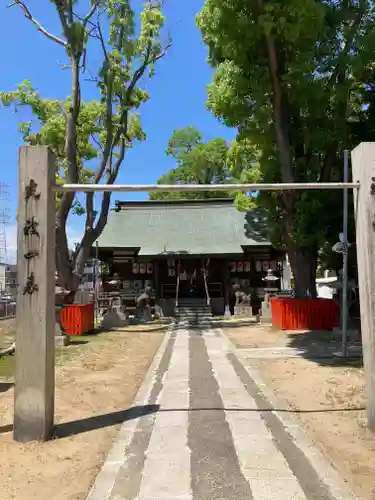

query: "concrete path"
xmin=87 ymin=322 xmax=357 ymax=500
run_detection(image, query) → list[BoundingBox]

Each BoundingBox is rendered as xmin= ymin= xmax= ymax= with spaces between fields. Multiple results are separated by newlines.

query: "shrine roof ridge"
xmin=113 ymin=198 xmax=235 ymax=211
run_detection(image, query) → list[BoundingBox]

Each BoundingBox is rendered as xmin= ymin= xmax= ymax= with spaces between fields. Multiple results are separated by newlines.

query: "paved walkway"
xmin=87 ymin=322 xmax=357 ymax=500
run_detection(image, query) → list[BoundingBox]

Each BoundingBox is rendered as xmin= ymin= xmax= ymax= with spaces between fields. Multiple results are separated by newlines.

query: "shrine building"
xmin=93 ymin=198 xmax=288 ymax=316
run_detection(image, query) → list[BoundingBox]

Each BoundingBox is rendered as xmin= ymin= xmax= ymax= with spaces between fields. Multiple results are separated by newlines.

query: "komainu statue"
xmin=233 ymin=283 xmax=254 ymax=318
xmin=101 ymin=295 xmax=129 ymax=329
xmin=235 ymin=290 xmax=251 ymax=306
xmin=233 ymin=284 xmax=250 ymax=306
xmin=135 ymin=286 xmax=153 ymax=323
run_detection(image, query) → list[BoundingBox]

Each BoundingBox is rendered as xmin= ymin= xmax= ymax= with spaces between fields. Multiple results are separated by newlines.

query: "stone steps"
xmin=175 ymin=302 xmax=213 ymax=326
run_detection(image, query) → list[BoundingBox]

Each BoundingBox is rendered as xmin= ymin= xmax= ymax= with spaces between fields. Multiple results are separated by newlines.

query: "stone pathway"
xmin=87 ymin=322 xmax=357 ymax=500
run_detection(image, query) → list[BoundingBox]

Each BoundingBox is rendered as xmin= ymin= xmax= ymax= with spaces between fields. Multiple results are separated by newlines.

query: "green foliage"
xmin=150 ymin=126 xmax=233 ymax=201
xmin=197 ymin=0 xmax=375 ymax=263
xmin=2 ymin=1 xmax=166 ymax=216
xmin=3 ymin=0 xmax=169 ymax=288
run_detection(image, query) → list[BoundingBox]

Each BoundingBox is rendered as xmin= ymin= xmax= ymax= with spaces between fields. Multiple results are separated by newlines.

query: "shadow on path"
xmin=0 ymin=404 xmax=160 ymax=437
xmin=1 ymin=402 xmax=364 ymax=438
xmin=55 ymin=404 xmax=160 ymax=439
xmin=286 ymin=330 xmax=363 ymax=367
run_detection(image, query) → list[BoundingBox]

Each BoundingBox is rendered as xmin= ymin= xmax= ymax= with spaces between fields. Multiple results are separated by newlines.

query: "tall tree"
xmin=2 ymin=0 xmax=170 ymax=300
xmin=197 ymin=0 xmax=375 ymax=297
xmin=150 ymin=126 xmax=233 ymax=200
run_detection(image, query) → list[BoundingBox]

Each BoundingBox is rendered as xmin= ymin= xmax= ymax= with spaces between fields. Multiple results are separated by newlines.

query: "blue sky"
xmin=0 ymin=0 xmax=236 ymax=260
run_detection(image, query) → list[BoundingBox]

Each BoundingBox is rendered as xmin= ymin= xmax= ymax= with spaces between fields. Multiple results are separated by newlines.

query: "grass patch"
xmin=0 ymin=322 xmax=170 ymax=379
xmin=0 ymin=354 xmax=14 ymax=379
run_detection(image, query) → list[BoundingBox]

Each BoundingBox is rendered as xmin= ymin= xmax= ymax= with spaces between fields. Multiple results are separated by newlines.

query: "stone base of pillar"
xmin=224 ymin=305 xmax=232 ymax=317
xmin=234 ymin=305 xmax=253 ymax=317
xmin=101 ymin=310 xmax=129 ymax=329
xmin=55 ymin=333 xmax=70 ymax=346
xmin=55 ymin=321 xmax=70 ymax=346
xmin=260 ymin=301 xmax=272 ymax=324
xmin=134 ymin=306 xmax=152 ymax=323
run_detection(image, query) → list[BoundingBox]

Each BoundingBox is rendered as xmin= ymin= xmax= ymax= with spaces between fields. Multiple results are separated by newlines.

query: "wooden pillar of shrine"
xmin=223 ymin=260 xmax=231 ymax=317
xmin=153 ymin=260 xmax=160 ymax=299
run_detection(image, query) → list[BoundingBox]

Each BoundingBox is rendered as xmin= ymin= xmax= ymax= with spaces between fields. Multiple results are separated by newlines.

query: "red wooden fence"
xmin=270 ymin=298 xmax=339 ymax=330
xmin=61 ymin=303 xmax=95 ymax=335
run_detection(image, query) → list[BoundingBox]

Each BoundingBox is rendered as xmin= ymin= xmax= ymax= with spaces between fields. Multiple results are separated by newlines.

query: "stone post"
xmin=14 ymin=146 xmax=56 ymax=442
xmin=351 ymin=142 xmax=375 ymax=431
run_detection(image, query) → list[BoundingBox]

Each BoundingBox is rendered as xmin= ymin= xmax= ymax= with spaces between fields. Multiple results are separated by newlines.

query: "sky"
xmin=0 ymin=0 xmax=236 ymax=263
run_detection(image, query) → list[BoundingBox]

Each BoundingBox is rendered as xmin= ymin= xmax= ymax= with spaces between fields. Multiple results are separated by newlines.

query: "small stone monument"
xmin=134 ymin=287 xmax=152 ymax=323
xmin=101 ymin=295 xmax=129 ymax=329
xmin=260 ymin=269 xmax=279 ymax=324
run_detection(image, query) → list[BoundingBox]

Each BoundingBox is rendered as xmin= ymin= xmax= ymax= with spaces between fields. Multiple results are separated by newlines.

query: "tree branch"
xmin=83 ymin=1 xmax=100 ymax=28
xmin=9 ymin=0 xmax=67 ymax=47
xmin=155 ymin=35 xmax=172 ymax=62
xmin=80 ymin=7 xmax=172 ymax=270
xmin=109 ymin=137 xmax=126 ymax=184
xmin=96 ymin=15 xmax=108 ymax=61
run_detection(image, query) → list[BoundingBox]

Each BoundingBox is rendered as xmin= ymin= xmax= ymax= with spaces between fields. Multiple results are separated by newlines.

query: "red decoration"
xmin=230 ymin=261 xmax=237 ymax=273
xmin=237 ymin=262 xmax=244 ymax=272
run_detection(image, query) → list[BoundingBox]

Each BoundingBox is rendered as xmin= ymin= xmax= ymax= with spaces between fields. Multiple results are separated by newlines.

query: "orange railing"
xmin=270 ymin=298 xmax=339 ymax=331
xmin=61 ymin=303 xmax=94 ymax=335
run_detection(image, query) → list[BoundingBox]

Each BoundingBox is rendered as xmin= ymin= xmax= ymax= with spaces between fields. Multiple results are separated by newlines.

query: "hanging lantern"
xmin=262 ymin=261 xmax=270 ymax=271
xmin=255 ymin=260 xmax=262 ymax=272
xmin=237 ymin=261 xmax=244 ymax=272
xmin=244 ymin=261 xmax=251 ymax=272
xmin=132 ymin=262 xmax=139 ymax=274
xmin=230 ymin=261 xmax=237 ymax=273
xmin=139 ymin=263 xmax=146 ymax=274
xmin=147 ymin=263 xmax=153 ymax=274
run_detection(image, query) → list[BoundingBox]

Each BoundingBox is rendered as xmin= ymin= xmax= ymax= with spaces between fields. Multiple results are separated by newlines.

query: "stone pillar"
xmin=351 ymin=143 xmax=375 ymax=430
xmin=14 ymin=146 xmax=56 ymax=442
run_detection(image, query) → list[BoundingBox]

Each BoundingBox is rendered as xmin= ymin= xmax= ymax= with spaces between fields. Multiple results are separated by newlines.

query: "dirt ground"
xmin=224 ymin=323 xmax=375 ymax=500
xmin=0 ymin=322 xmax=166 ymax=500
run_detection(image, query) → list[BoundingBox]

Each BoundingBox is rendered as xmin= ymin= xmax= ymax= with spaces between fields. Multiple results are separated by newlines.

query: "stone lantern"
xmin=260 ymin=269 xmax=280 ymax=324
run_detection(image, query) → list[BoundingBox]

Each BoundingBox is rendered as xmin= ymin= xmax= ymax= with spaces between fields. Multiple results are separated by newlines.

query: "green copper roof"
xmin=96 ymin=199 xmax=270 ymax=256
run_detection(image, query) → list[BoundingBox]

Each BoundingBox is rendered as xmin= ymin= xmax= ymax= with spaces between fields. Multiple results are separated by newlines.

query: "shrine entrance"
xmin=177 ymin=259 xmax=206 ymax=299
xmin=17 ymin=144 xmax=375 ymax=440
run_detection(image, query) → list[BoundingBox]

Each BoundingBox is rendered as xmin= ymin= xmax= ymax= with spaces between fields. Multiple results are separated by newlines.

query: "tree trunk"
xmin=287 ymin=243 xmax=318 ymax=298
xmin=59 ymin=235 xmax=94 ymax=305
